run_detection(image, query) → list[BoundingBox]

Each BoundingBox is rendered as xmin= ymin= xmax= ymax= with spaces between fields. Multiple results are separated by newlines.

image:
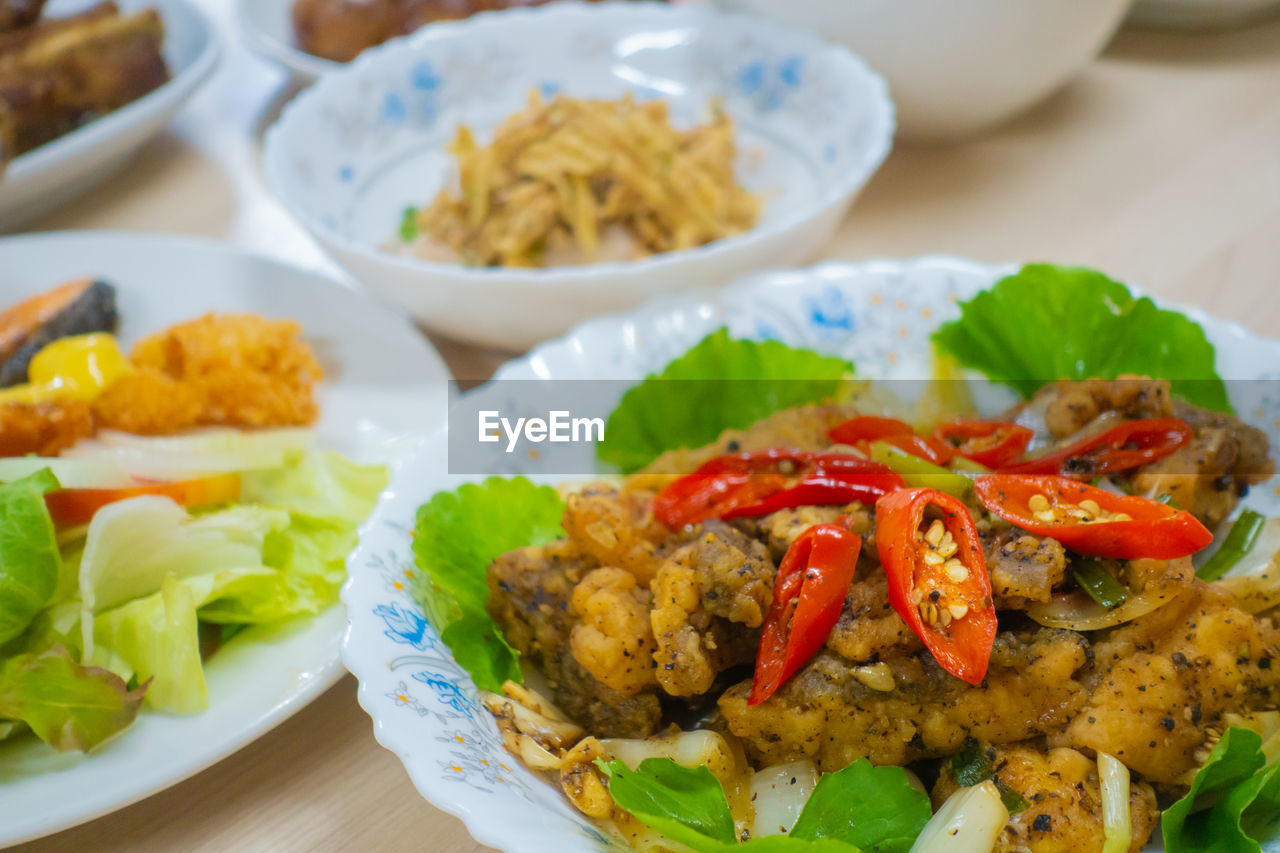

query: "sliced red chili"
xmin=749 ymin=523 xmax=862 ymax=705
xmin=828 ymin=416 xmax=954 ymax=466
xmin=652 ymin=449 xmax=905 ymax=529
xmin=974 ymin=474 xmax=1212 ymax=560
xmin=875 ymin=488 xmax=996 ymax=685
xmin=933 ymin=420 xmax=1034 ymax=469
xmin=998 ymin=417 xmax=1192 ymax=478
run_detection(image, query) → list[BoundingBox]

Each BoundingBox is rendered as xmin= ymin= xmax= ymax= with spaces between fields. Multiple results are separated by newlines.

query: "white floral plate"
xmin=0 ymin=232 xmax=449 ymax=846
xmin=264 ymin=1 xmax=894 ymax=350
xmin=0 ymin=0 xmax=220 ymax=232
xmin=343 ymin=257 xmax=1280 ymax=851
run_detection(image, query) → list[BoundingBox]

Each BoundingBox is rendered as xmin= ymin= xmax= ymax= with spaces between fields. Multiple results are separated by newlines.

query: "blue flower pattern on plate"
xmin=374 ymin=603 xmax=434 ymax=651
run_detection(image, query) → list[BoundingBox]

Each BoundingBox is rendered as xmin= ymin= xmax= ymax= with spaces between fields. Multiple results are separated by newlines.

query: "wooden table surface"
xmin=11 ymin=3 xmax=1280 ymax=851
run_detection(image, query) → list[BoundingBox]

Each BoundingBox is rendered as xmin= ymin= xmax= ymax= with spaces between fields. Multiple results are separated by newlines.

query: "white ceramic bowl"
xmin=1128 ymin=0 xmax=1280 ymax=29
xmin=0 ymin=0 xmax=220 ymax=231
xmin=235 ymin=0 xmax=337 ymax=83
xmin=342 ymin=256 xmax=1280 ymax=852
xmin=263 ymin=1 xmax=894 ymax=351
xmin=713 ymin=0 xmax=1130 ymax=141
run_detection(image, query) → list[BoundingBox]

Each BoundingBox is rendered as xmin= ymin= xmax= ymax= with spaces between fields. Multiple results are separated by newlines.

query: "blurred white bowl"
xmin=235 ymin=0 xmax=337 ymax=83
xmin=713 ymin=0 xmax=1130 ymax=141
xmin=263 ymin=1 xmax=894 ymax=350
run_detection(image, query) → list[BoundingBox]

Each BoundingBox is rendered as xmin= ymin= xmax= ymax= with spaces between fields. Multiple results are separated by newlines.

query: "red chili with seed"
xmin=749 ymin=522 xmax=862 ymax=705
xmin=998 ymin=417 xmax=1192 ymax=478
xmin=875 ymin=488 xmax=996 ymax=685
xmin=974 ymin=474 xmax=1213 ymax=560
xmin=652 ymin=449 xmax=905 ymax=529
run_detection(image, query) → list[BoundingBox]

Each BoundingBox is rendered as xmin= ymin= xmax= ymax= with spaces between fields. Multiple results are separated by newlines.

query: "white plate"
xmin=264 ymin=1 xmax=894 ymax=350
xmin=1128 ymin=0 xmax=1280 ymax=28
xmin=235 ymin=0 xmax=338 ymax=83
xmin=0 ymin=232 xmax=449 ymax=846
xmin=342 ymin=257 xmax=1280 ymax=852
xmin=0 ymin=0 xmax=220 ymax=232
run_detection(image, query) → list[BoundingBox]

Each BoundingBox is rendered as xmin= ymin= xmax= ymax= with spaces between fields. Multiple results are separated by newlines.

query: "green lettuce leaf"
xmin=94 ymin=574 xmax=206 ymax=713
xmin=410 ymin=477 xmax=565 ymax=692
xmin=601 ymin=758 xmax=739 ymax=848
xmin=601 ymin=756 xmax=930 ymax=851
xmin=599 ymin=329 xmax=855 ymax=473
xmin=931 ymin=264 xmax=1231 ymax=412
xmin=0 ymin=644 xmax=144 ymax=751
xmin=788 ymin=759 xmax=930 ymax=853
xmin=77 ymin=498 xmax=287 ymax=656
xmin=1162 ymin=727 xmax=1280 ymax=852
xmin=0 ymin=469 xmax=62 ymax=646
xmin=240 ymin=450 xmax=388 ymax=524
xmin=81 ymin=451 xmax=386 ymax=711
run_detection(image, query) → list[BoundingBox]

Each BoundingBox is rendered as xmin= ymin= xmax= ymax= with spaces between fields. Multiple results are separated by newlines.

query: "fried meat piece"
xmin=719 ymin=629 xmax=1090 ymax=771
xmin=0 ymin=398 xmax=92 ymax=456
xmin=0 ymin=4 xmax=169 ymax=155
xmin=650 ymin=521 xmax=773 ymax=697
xmin=1053 ymin=582 xmax=1280 ymax=786
xmin=569 ymin=567 xmax=657 ymax=696
xmin=487 ymin=540 xmax=662 ymax=738
xmin=984 ymin=529 xmax=1068 ymax=609
xmin=1130 ymin=400 xmax=1274 ymax=527
xmin=933 ymin=743 xmax=1158 ymax=853
xmin=93 ymin=314 xmax=324 ymax=433
xmin=560 ymin=485 xmax=670 ymax=586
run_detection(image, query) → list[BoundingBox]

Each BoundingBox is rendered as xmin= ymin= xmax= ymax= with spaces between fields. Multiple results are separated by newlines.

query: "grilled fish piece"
xmin=0 ymin=2 xmax=169 ymax=157
xmin=293 ymin=0 xmax=659 ymax=63
xmin=0 ymin=278 xmax=118 ymax=387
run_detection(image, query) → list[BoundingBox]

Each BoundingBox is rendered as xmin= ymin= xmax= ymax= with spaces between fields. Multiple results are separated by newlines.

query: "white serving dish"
xmin=713 ymin=0 xmax=1130 ymax=142
xmin=264 ymin=1 xmax=894 ymax=351
xmin=0 ymin=232 xmax=449 ymax=846
xmin=235 ymin=0 xmax=337 ymax=83
xmin=342 ymin=256 xmax=1280 ymax=851
xmin=0 ymin=0 xmax=220 ymax=232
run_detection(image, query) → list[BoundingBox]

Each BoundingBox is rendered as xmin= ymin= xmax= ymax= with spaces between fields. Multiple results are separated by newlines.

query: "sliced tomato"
xmin=749 ymin=522 xmax=862 ymax=705
xmin=875 ymin=488 xmax=996 ymax=685
xmin=45 ymin=473 xmax=242 ymax=527
xmin=973 ymin=473 xmax=1212 ymax=560
xmin=998 ymin=417 xmax=1192 ymax=478
xmin=932 ymin=420 xmax=1034 ymax=469
xmin=828 ymin=416 xmax=954 ymax=466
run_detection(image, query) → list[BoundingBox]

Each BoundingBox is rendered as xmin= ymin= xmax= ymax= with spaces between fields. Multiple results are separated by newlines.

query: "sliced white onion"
xmin=749 ymin=760 xmax=818 ymax=838
xmin=1211 ymin=518 xmax=1280 ymax=613
xmin=62 ymin=428 xmax=314 ymax=479
xmin=0 ymin=456 xmax=130 ymax=489
xmin=602 ymin=730 xmax=736 ymax=778
xmin=909 ymin=780 xmax=1009 ymax=853
xmin=1026 ymin=587 xmax=1176 ymax=631
xmin=95 ymin=427 xmax=314 ymax=454
xmin=1098 ymin=752 xmax=1131 ymax=853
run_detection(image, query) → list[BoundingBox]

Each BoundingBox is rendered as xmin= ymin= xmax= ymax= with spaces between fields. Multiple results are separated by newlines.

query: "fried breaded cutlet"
xmin=93 ymin=314 xmax=325 ymax=434
xmin=0 ymin=314 xmax=325 ymax=455
xmin=0 ymin=398 xmax=92 ymax=456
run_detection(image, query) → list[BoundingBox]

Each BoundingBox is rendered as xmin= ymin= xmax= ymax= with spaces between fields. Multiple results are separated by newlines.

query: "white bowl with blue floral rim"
xmin=263 ymin=1 xmax=894 ymax=351
xmin=340 ymin=256 xmax=1280 ymax=852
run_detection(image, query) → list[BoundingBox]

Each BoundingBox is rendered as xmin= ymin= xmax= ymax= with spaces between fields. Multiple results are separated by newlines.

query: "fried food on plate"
xmin=93 ymin=314 xmax=325 ymax=434
xmin=400 ymin=92 xmax=759 ymax=268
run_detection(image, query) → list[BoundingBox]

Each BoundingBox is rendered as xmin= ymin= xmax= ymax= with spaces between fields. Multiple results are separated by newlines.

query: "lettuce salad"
xmin=0 ymin=435 xmax=386 ymax=754
xmin=409 ymin=265 xmax=1277 ymax=851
